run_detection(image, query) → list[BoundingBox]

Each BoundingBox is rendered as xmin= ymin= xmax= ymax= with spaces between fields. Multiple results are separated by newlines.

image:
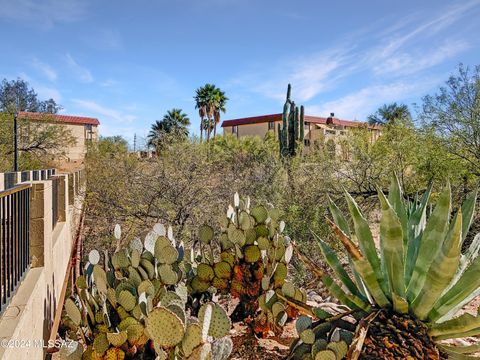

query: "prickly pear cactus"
xmin=189 ymin=193 xmax=301 ymax=336
xmin=59 ymin=223 xmax=232 ymax=360
xmin=287 ymin=309 xmax=359 ymax=360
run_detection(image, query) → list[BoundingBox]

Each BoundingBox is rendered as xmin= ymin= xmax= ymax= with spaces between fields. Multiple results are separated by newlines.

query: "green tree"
xmin=194 ymin=84 xmax=228 ymax=142
xmin=147 ymin=108 xmax=190 ymax=150
xmin=367 ymin=102 xmax=411 ymax=126
xmin=0 ymin=78 xmax=61 ymax=113
xmin=0 ymin=79 xmax=70 ymax=171
xmin=420 ymin=64 xmax=480 ymax=176
xmin=96 ymin=136 xmax=129 ymax=155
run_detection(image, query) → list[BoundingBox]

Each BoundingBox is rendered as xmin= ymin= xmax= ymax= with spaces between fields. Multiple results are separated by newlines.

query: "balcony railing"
xmin=0 ymin=184 xmax=31 ymax=313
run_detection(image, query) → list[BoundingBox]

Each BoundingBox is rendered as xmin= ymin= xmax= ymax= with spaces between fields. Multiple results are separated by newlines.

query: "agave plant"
xmin=289 ymin=175 xmax=480 ymax=359
xmin=189 ymin=193 xmax=302 ymax=336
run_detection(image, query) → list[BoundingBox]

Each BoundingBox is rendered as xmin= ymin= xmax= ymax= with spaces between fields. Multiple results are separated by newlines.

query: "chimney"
xmin=327 ymin=112 xmax=334 ymax=125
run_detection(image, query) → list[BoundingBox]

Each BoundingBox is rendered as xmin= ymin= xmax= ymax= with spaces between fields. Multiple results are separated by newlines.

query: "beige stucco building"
xmin=221 ymin=113 xmax=381 ymax=156
xmin=19 ymin=111 xmax=100 ymax=164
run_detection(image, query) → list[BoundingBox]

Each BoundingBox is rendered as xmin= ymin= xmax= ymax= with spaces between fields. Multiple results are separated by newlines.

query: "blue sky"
xmin=1 ymin=0 xmax=479 ymax=146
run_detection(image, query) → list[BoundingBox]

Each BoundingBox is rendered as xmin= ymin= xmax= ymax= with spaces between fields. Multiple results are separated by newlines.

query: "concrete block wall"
xmin=0 ymin=171 xmax=84 ymax=359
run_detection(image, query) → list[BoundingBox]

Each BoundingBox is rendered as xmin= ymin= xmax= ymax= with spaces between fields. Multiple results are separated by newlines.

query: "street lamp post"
xmin=13 ymin=110 xmax=18 ymax=171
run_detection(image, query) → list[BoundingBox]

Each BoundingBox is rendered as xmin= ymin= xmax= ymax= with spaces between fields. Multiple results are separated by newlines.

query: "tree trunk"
xmin=207 ymin=118 xmax=211 ymax=142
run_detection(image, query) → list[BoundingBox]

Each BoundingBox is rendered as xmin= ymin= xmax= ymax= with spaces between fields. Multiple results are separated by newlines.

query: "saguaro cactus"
xmin=278 ymin=84 xmax=305 ymax=157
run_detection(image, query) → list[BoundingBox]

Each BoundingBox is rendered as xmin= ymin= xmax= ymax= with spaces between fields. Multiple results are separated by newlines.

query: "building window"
xmin=268 ymin=121 xmax=275 ymax=130
xmin=85 ymin=124 xmax=93 ymax=141
xmin=304 ymin=122 xmax=310 ymax=129
xmin=304 ymin=139 xmax=311 ymax=147
xmin=325 ymin=129 xmax=336 ymax=135
xmin=232 ymin=125 xmax=238 ymax=134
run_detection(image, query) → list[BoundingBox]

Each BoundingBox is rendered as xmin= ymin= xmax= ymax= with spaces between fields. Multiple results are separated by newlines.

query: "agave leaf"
xmin=438 ymin=345 xmax=480 ymax=360
xmin=328 ymin=197 xmax=351 ymax=237
xmin=430 ymin=312 xmax=480 ymax=339
xmin=353 ymin=258 xmax=390 ymax=308
xmin=348 ymin=255 xmax=371 ymax=301
xmin=461 ymin=233 xmax=480 ymax=275
xmin=328 ymin=200 xmax=365 ymax=295
xmin=344 ymin=191 xmax=388 ymax=295
xmin=378 ymin=189 xmax=407 ymax=313
xmin=327 ymin=219 xmax=389 ymax=307
xmin=440 ymin=343 xmax=480 ymax=355
xmin=314 ymin=234 xmax=366 ymax=301
xmin=387 ymin=174 xmax=408 ymax=247
xmin=407 ymin=184 xmax=451 ymax=302
xmin=428 ymin=254 xmax=480 ymax=321
xmin=410 ymin=182 xmax=433 ymax=227
xmin=405 ymin=183 xmax=432 ymax=284
xmin=321 ymin=275 xmax=371 ymax=311
xmin=412 ymin=210 xmax=462 ymax=320
xmin=294 ymin=246 xmax=370 ymax=311
xmin=461 ymin=190 xmax=477 ymax=243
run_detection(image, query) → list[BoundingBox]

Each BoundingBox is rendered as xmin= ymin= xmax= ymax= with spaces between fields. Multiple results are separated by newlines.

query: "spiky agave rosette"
xmin=61 ymin=223 xmax=233 ymax=360
xmin=288 ymin=174 xmax=480 ymax=359
xmin=189 ymin=193 xmax=303 ymax=336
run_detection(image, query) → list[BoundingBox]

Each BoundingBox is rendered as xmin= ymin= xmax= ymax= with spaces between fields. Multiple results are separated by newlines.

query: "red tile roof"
xmin=19 ymin=111 xmax=100 ymax=126
xmin=221 ymin=113 xmax=379 ymax=129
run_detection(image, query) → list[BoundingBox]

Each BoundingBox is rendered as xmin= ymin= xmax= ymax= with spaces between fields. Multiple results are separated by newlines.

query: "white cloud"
xmin=231 ymin=46 xmax=352 ymax=103
xmin=72 ymin=99 xmax=136 ymax=124
xmin=372 ymin=40 xmax=470 ymax=77
xmin=230 ymin=0 xmax=477 ymax=112
xmin=308 ymin=78 xmax=439 ymax=120
xmin=376 ymin=0 xmax=480 ymax=59
xmin=65 ymin=53 xmax=93 ymax=83
xmin=0 ymin=0 xmax=87 ymax=27
xmin=31 ymin=58 xmax=57 ymax=81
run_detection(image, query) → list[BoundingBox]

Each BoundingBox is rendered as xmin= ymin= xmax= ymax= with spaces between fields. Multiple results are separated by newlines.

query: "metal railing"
xmin=3 ymin=173 xmax=16 ymax=190
xmin=0 ymin=184 xmax=31 ymax=312
xmin=52 ymin=177 xmax=60 ymax=230
xmin=21 ymin=171 xmax=30 ymax=182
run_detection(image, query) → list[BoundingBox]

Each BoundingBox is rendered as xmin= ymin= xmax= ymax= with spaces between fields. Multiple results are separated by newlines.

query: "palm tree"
xmin=194 ymin=84 xmax=228 ymax=142
xmin=147 ymin=108 xmax=190 ymax=150
xmin=367 ymin=102 xmax=411 ymax=126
